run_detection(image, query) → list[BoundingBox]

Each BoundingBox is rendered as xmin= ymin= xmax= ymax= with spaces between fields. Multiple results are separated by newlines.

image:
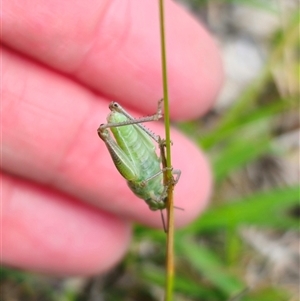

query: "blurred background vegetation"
xmin=1 ymin=0 xmax=299 ymax=300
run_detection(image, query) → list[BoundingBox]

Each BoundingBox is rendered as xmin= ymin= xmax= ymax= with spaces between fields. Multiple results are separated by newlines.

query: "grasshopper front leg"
xmin=158 ymin=137 xmax=181 ymax=186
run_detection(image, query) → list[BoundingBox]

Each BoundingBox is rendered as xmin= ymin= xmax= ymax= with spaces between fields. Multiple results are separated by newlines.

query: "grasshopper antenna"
xmin=174 ymin=206 xmax=184 ymax=211
xmin=161 ymin=207 xmax=184 ymax=233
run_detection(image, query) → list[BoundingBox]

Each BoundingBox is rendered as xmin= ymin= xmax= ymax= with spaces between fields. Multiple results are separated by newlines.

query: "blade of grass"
xmin=176 ymin=239 xmax=246 ymax=297
xmin=198 ymin=97 xmax=296 ymax=150
xmin=201 ymin=108 xmax=277 ymax=183
xmin=184 ymin=185 xmax=299 ymax=233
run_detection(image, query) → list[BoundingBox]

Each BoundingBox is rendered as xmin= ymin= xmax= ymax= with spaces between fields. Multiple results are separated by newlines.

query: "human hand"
xmin=1 ymin=0 xmax=223 ymax=276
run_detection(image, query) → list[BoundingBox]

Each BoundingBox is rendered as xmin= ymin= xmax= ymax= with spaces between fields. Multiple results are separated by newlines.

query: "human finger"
xmin=1 ymin=172 xmax=131 ymax=275
xmin=2 ymin=0 xmax=222 ymax=119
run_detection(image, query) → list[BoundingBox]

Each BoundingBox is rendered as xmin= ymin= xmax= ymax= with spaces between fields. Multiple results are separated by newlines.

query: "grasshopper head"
xmin=147 ymin=196 xmax=167 ymax=211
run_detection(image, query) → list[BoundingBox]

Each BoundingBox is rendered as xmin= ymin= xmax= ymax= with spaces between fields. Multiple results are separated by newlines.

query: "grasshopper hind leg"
xmin=98 ymin=99 xmax=164 ymax=143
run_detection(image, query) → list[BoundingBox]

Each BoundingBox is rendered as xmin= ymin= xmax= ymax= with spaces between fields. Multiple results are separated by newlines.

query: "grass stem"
xmin=158 ymin=1 xmax=175 ymax=300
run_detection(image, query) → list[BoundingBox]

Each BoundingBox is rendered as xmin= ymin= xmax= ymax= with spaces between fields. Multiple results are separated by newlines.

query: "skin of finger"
xmin=2 ymin=48 xmax=212 ymax=228
xmin=2 ymin=0 xmax=223 ymax=119
xmin=1 ymin=172 xmax=132 ymax=276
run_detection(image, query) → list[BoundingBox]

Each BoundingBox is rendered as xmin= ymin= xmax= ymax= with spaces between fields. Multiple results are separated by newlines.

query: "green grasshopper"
xmin=97 ymin=99 xmax=180 ymax=217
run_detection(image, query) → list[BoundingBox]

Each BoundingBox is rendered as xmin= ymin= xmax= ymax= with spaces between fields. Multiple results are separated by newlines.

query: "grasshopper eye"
xmin=112 ymin=102 xmax=121 ymax=110
xmin=109 ymin=101 xmax=120 ymax=111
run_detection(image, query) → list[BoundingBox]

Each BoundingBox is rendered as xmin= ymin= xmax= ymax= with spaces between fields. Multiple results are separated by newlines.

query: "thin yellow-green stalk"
xmin=158 ymin=0 xmax=175 ymax=300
